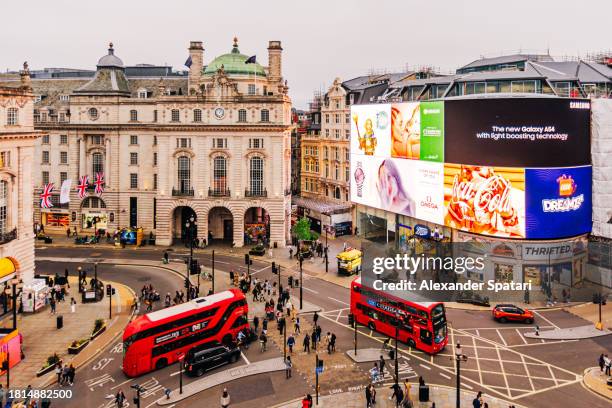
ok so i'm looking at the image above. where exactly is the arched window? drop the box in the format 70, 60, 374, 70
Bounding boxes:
6, 108, 18, 125
177, 156, 191, 193
335, 187, 341, 200
92, 152, 104, 175
82, 196, 106, 209
129, 110, 138, 121
238, 109, 247, 122
213, 156, 227, 194
334, 164, 339, 180
249, 156, 264, 195
0, 181, 8, 234
260, 109, 269, 122
193, 109, 202, 122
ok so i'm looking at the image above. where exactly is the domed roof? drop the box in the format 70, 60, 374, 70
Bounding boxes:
97, 43, 124, 68
203, 38, 266, 77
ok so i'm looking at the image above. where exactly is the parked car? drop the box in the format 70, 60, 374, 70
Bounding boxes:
248, 244, 266, 256
184, 344, 241, 377
492, 304, 534, 324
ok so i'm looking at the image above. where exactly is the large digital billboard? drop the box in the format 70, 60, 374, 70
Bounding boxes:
444, 98, 591, 167
350, 98, 592, 240
525, 166, 592, 238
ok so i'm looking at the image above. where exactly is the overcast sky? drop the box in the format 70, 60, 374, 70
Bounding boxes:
1, 0, 610, 108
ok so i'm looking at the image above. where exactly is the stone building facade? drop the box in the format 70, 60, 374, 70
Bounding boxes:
0, 39, 292, 247
0, 65, 42, 286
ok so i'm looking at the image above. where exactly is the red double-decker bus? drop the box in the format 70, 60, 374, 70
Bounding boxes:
122, 289, 248, 377
350, 278, 447, 354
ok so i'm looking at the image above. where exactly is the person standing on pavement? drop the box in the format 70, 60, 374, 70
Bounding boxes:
316, 325, 322, 344
313, 311, 319, 327
294, 316, 301, 334
301, 394, 312, 408
253, 316, 259, 333
70, 297, 76, 313
55, 362, 62, 385
472, 391, 483, 408
604, 354, 611, 376
599, 353, 605, 372
311, 328, 317, 351
68, 363, 75, 386
221, 388, 231, 408
389, 383, 404, 405
50, 297, 56, 315
330, 332, 336, 352
365, 384, 373, 408
379, 355, 386, 377
259, 331, 267, 352
303, 333, 310, 353
324, 332, 332, 354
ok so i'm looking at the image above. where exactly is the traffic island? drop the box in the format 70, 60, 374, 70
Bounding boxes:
583, 367, 612, 400
523, 324, 612, 340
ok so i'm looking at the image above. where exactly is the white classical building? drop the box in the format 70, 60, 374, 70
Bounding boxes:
0, 65, 42, 291
3, 39, 292, 247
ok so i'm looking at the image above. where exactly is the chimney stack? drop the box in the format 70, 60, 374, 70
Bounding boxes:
267, 41, 282, 83
188, 41, 204, 94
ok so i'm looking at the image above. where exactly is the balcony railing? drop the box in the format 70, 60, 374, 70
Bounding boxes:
172, 187, 194, 197
0, 228, 17, 245
208, 188, 231, 197
245, 188, 267, 198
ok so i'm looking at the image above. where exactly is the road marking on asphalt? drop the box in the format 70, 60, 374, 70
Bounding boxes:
241, 352, 250, 365
329, 297, 349, 305
533, 310, 560, 329
520, 353, 536, 392
462, 382, 473, 390
302, 286, 319, 294
495, 345, 511, 399
439, 372, 451, 380
110, 378, 132, 390
419, 364, 431, 370
472, 334, 483, 385
509, 339, 578, 348
475, 329, 480, 337
515, 328, 528, 344
495, 329, 508, 346
335, 310, 343, 322
169, 370, 181, 377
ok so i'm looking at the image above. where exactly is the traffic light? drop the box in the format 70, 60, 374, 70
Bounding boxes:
106, 284, 112, 296
184, 278, 190, 289
272, 262, 278, 274
111, 288, 116, 296
189, 259, 199, 275
244, 254, 250, 265
133, 397, 139, 405
348, 313, 354, 326
317, 358, 324, 372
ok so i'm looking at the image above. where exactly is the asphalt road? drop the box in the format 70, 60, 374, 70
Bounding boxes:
35, 245, 612, 408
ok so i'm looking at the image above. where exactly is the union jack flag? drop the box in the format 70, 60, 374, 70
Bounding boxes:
94, 172, 104, 196
77, 175, 89, 199
40, 183, 54, 209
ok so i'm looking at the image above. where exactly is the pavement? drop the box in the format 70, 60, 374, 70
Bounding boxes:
582, 367, 612, 401
157, 357, 287, 405
273, 383, 525, 408
346, 348, 391, 363
0, 276, 134, 389
523, 324, 612, 340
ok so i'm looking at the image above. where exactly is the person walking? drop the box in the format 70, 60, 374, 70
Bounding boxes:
365, 384, 373, 408
604, 354, 611, 376
599, 353, 605, 372
369, 384, 377, 405
221, 388, 230, 408
311, 329, 317, 351
389, 383, 404, 405
287, 334, 295, 354
285, 356, 293, 379
313, 311, 319, 326
303, 333, 310, 353
330, 332, 336, 352
50, 297, 56, 315
316, 325, 322, 343
301, 394, 313, 408
379, 355, 386, 377
294, 316, 301, 334
68, 363, 75, 386
70, 297, 76, 313
259, 331, 267, 352
253, 316, 260, 333
55, 362, 62, 385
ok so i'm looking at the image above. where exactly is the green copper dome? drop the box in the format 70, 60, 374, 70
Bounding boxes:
203, 38, 266, 77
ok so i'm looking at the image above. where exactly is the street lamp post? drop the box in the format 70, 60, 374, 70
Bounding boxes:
394, 314, 399, 407
7, 278, 23, 330
324, 225, 329, 273
211, 250, 215, 295
299, 255, 303, 310
185, 216, 196, 300
454, 342, 468, 408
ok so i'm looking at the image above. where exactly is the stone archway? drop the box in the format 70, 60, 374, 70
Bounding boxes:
171, 206, 197, 243
207, 206, 233, 243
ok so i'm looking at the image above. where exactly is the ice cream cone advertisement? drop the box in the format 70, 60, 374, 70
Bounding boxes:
443, 164, 526, 238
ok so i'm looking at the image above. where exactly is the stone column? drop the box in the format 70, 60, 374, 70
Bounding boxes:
78, 137, 86, 177
104, 137, 111, 187
158, 135, 170, 195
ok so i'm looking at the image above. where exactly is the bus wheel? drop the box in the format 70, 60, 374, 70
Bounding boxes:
196, 368, 204, 377
407, 339, 416, 349
368, 322, 375, 331
155, 358, 168, 370
222, 334, 233, 346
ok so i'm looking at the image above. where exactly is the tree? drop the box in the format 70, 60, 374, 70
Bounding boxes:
293, 217, 313, 241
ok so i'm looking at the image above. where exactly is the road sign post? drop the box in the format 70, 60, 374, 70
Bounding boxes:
178, 352, 185, 394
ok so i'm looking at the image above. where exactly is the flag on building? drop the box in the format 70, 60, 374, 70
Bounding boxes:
40, 183, 54, 208
94, 172, 104, 196
184, 55, 192, 68
60, 179, 72, 204
77, 175, 89, 199
245, 55, 257, 64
